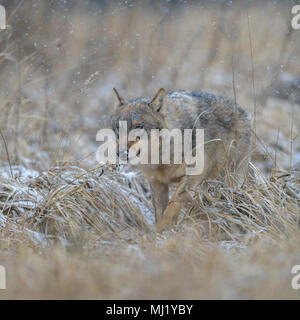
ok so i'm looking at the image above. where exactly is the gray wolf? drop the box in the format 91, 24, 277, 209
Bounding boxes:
110, 88, 251, 232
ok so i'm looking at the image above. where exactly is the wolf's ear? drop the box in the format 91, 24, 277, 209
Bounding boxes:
150, 88, 166, 112
113, 88, 124, 106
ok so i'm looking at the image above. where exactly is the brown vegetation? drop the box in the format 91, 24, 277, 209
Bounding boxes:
0, 0, 299, 299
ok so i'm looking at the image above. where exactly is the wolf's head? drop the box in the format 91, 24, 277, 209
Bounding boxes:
110, 88, 167, 135
110, 88, 168, 158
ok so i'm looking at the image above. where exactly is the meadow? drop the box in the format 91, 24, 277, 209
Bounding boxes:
0, 0, 299, 299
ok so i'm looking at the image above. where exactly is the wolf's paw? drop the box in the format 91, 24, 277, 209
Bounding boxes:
156, 205, 179, 233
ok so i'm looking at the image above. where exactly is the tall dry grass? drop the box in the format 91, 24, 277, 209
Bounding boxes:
0, 0, 299, 299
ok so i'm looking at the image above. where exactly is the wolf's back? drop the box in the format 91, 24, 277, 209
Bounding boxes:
164, 90, 251, 174
164, 90, 250, 141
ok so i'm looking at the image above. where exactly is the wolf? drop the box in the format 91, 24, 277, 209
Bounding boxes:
110, 88, 251, 232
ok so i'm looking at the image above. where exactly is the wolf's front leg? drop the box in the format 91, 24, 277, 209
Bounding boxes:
157, 176, 199, 232
156, 176, 187, 232
150, 180, 169, 224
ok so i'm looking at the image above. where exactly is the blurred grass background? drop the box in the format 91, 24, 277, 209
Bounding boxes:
0, 0, 299, 299
0, 0, 299, 170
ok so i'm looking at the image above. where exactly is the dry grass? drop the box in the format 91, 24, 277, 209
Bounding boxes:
0, 0, 299, 299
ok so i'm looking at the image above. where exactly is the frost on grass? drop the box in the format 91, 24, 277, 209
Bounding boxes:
0, 160, 299, 249
0, 163, 155, 246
